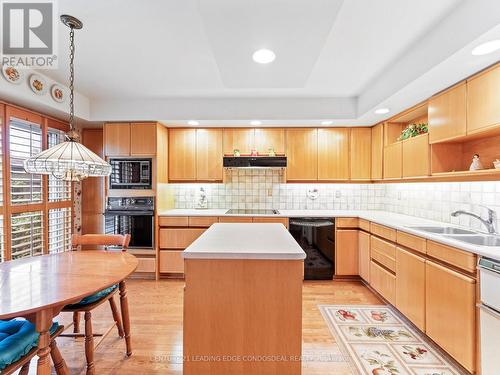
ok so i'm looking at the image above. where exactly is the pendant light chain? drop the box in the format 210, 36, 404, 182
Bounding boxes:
69, 26, 75, 132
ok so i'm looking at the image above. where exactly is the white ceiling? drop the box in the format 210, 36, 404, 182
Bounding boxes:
38, 0, 500, 126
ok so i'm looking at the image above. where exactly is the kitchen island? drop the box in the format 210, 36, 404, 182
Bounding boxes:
182, 223, 306, 375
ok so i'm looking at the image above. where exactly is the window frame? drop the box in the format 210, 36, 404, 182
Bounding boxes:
1, 105, 73, 261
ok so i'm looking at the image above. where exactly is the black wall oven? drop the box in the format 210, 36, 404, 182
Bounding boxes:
109, 158, 152, 190
104, 197, 154, 249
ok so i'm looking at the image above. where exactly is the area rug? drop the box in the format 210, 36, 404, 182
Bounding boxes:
319, 305, 467, 375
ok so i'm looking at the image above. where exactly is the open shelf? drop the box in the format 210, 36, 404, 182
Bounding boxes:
431, 133, 500, 174
384, 103, 428, 146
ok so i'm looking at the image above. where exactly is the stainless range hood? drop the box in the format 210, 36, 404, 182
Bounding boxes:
223, 156, 287, 168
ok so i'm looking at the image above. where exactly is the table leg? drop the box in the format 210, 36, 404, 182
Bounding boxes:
50, 338, 69, 375
119, 280, 132, 356
35, 310, 52, 375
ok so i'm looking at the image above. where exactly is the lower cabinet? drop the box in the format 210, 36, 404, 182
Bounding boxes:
159, 250, 184, 273
395, 247, 425, 331
358, 231, 370, 282
370, 261, 396, 304
425, 260, 476, 373
335, 230, 359, 275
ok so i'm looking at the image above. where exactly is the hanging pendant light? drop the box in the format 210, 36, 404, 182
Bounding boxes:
24, 15, 111, 182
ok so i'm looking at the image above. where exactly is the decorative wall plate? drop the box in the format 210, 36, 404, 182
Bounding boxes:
29, 74, 48, 95
1, 66, 24, 84
51, 84, 66, 103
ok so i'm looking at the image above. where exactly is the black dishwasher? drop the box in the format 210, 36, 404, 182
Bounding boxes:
289, 218, 335, 280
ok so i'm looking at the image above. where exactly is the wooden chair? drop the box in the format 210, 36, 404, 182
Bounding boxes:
61, 234, 131, 375
1, 324, 66, 375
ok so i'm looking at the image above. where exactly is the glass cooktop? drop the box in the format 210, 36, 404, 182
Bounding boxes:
225, 209, 280, 215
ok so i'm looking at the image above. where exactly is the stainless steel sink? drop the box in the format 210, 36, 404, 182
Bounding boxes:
443, 235, 500, 247
409, 226, 477, 235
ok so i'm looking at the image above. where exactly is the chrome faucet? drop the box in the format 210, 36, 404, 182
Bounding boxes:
451, 207, 498, 234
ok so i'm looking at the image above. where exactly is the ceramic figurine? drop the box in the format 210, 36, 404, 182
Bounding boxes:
196, 187, 208, 209
469, 154, 484, 171
268, 147, 276, 157
233, 149, 240, 157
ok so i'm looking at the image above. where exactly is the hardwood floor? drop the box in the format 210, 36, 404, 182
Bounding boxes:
28, 279, 382, 374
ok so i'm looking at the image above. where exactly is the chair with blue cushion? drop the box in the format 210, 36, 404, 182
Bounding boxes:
0, 319, 65, 375
60, 234, 131, 375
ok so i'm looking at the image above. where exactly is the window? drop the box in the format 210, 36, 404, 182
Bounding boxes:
47, 128, 71, 201
9, 118, 42, 204
11, 211, 43, 260
0, 107, 73, 263
48, 208, 72, 253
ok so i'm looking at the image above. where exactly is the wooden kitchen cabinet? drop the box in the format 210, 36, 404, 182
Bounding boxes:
428, 82, 466, 143
130, 123, 157, 155
317, 128, 349, 180
425, 260, 476, 372
159, 228, 206, 249
467, 64, 500, 135
286, 128, 318, 181
358, 230, 370, 283
402, 133, 430, 177
196, 129, 223, 180
335, 230, 359, 275
370, 260, 395, 304
371, 123, 384, 179
104, 123, 130, 156
223, 128, 255, 154
168, 128, 196, 180
254, 128, 285, 154
383, 142, 402, 179
350, 128, 371, 180
396, 247, 425, 331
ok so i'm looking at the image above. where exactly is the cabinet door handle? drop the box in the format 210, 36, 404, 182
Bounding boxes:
477, 303, 500, 320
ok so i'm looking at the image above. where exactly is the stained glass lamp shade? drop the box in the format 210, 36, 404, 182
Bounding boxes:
24, 137, 111, 182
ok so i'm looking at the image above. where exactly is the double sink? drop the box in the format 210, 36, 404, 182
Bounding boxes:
407, 226, 500, 247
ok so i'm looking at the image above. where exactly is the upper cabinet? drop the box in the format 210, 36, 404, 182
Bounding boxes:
254, 128, 285, 155
371, 123, 384, 180
286, 128, 317, 181
222, 129, 255, 154
318, 128, 349, 180
467, 64, 500, 135
383, 142, 402, 179
196, 129, 223, 181
169, 129, 196, 181
402, 134, 430, 178
223, 128, 285, 155
169, 128, 223, 182
350, 128, 371, 180
104, 122, 157, 156
428, 82, 466, 143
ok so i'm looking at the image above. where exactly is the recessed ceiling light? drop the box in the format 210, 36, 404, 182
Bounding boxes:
250, 120, 262, 126
471, 40, 500, 56
187, 120, 199, 126
321, 120, 333, 125
374, 108, 390, 115
252, 49, 276, 64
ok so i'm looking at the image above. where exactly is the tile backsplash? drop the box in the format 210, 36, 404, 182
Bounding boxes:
168, 170, 500, 231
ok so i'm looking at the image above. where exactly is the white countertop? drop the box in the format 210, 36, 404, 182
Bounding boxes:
183, 223, 306, 260
161, 208, 500, 261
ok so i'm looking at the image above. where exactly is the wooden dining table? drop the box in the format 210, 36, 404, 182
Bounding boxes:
0, 251, 138, 375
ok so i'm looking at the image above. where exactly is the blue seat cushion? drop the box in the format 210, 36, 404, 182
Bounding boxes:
0, 319, 58, 370
65, 284, 118, 309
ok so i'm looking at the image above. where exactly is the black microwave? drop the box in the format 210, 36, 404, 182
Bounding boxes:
109, 158, 152, 190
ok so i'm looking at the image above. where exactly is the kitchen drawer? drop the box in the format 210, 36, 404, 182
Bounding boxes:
370, 260, 396, 304
188, 216, 218, 227
252, 217, 289, 228
160, 250, 184, 273
218, 216, 253, 223
159, 228, 206, 249
370, 235, 396, 271
135, 257, 156, 273
396, 231, 427, 254
159, 216, 188, 227
370, 223, 397, 242
336, 218, 359, 228
427, 240, 476, 273
359, 219, 370, 232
